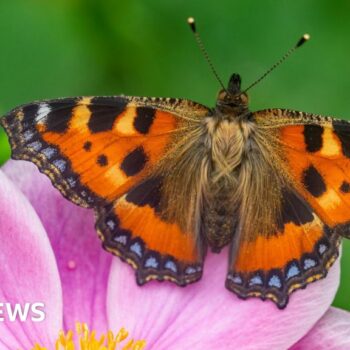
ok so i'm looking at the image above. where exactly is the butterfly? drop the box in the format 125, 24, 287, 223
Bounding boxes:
1, 20, 349, 309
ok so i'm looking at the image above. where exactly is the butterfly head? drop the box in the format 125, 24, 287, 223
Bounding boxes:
216, 73, 249, 115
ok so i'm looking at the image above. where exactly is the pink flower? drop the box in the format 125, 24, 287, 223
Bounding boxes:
1, 159, 350, 349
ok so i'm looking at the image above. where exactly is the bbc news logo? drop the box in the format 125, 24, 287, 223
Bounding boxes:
0, 303, 45, 322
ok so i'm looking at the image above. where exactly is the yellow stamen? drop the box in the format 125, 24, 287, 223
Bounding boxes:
29, 323, 146, 350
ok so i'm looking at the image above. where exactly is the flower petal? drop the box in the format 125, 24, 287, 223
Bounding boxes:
3, 160, 113, 333
0, 170, 62, 348
107, 248, 340, 349
290, 307, 350, 349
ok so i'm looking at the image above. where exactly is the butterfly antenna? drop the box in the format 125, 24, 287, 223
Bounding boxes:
187, 17, 229, 94
242, 33, 311, 94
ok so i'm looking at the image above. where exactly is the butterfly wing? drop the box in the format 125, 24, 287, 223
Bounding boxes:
1, 95, 210, 286
1, 96, 209, 207
226, 185, 340, 308
226, 108, 348, 308
96, 176, 205, 286
255, 108, 350, 232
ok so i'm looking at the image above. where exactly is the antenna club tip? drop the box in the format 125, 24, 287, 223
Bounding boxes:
187, 17, 196, 32
296, 33, 311, 48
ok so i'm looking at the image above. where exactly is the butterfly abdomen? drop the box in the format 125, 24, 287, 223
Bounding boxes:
202, 178, 238, 251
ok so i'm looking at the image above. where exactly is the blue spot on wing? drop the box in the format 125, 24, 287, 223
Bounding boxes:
249, 275, 263, 286
286, 264, 300, 279
130, 242, 143, 257
268, 275, 282, 289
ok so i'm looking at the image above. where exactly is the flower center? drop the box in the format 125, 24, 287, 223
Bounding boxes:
31, 322, 146, 350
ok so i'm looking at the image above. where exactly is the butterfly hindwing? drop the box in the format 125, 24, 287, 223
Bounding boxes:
96, 176, 205, 286
0, 96, 209, 208
226, 186, 340, 308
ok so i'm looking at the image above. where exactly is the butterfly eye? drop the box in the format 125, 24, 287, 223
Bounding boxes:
239, 93, 249, 105
217, 90, 227, 101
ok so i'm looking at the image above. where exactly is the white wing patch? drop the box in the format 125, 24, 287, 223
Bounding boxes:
35, 103, 51, 124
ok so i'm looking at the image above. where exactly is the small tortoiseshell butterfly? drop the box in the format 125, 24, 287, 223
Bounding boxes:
1, 19, 349, 309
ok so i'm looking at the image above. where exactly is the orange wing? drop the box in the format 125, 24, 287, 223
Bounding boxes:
279, 124, 350, 232
1, 95, 209, 286
96, 176, 205, 286
227, 186, 340, 308
254, 109, 350, 234
227, 109, 348, 308
1, 96, 209, 207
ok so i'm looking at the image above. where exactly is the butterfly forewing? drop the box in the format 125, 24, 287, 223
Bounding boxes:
255, 108, 350, 232
0, 96, 208, 207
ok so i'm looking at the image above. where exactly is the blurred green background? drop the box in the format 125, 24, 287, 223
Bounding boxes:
0, 0, 349, 310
